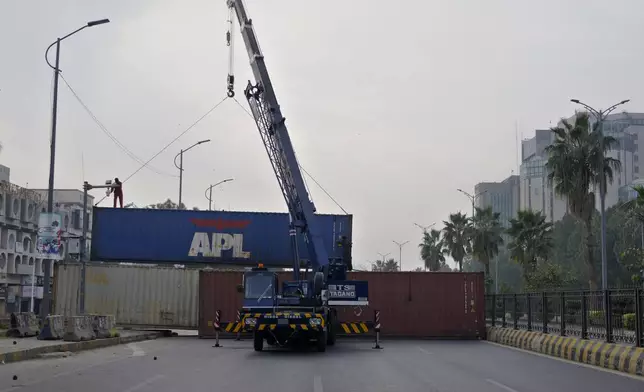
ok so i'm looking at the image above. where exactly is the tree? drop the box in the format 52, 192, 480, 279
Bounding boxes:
371, 258, 399, 272
442, 212, 471, 272
545, 112, 621, 289
524, 261, 576, 291
146, 199, 199, 210
419, 229, 447, 271
470, 206, 504, 282
506, 210, 553, 284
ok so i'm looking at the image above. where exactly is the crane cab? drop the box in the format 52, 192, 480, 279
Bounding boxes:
242, 265, 277, 309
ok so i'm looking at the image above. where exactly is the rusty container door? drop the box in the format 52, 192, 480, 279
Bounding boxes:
335, 271, 485, 338
199, 270, 244, 337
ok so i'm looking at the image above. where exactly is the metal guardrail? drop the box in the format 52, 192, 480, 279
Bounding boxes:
485, 289, 644, 347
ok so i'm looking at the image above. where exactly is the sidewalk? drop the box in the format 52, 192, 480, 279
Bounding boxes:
0, 330, 163, 364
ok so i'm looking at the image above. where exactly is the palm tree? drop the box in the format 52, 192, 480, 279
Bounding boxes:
419, 229, 446, 271
470, 207, 504, 280
545, 112, 621, 288
371, 258, 399, 272
442, 212, 471, 272
507, 210, 554, 284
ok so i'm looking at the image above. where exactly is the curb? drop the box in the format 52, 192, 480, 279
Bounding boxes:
486, 326, 644, 377
0, 331, 163, 365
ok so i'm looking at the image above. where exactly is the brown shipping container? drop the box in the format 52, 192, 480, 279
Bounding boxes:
198, 271, 485, 339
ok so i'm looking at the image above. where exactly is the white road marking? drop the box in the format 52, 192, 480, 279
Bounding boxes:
417, 347, 432, 355
485, 379, 519, 392
313, 375, 324, 392
127, 343, 146, 357
484, 341, 644, 381
122, 374, 165, 392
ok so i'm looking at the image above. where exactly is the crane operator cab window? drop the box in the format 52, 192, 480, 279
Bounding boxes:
244, 273, 275, 300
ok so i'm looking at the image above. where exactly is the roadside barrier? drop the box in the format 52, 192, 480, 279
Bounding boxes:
38, 315, 65, 340
6, 312, 39, 338
213, 310, 222, 347
63, 315, 96, 342
373, 310, 382, 349
92, 315, 120, 338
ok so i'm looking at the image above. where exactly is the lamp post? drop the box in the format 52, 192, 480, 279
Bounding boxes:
570, 98, 630, 290
174, 140, 211, 208
457, 188, 487, 217
205, 178, 234, 210
377, 252, 390, 271
392, 240, 409, 271
42, 18, 110, 320
414, 222, 436, 233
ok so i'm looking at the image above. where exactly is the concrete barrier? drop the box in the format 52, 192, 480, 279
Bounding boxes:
6, 313, 39, 338
38, 315, 65, 340
487, 326, 644, 377
63, 315, 96, 342
92, 315, 120, 338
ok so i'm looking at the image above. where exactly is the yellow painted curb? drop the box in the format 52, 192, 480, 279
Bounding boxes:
487, 326, 644, 377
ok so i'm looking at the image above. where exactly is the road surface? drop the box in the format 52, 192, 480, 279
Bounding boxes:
0, 337, 642, 392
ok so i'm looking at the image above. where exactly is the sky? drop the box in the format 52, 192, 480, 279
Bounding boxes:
1, 0, 643, 270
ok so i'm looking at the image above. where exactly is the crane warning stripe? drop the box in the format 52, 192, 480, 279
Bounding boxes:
340, 323, 371, 334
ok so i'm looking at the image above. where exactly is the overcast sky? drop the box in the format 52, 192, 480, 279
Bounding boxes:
1, 0, 642, 270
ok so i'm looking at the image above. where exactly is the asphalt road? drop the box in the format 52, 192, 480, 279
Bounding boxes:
0, 337, 642, 392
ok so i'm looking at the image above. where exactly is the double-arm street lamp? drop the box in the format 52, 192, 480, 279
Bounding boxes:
457, 188, 488, 217
392, 240, 409, 271
570, 98, 630, 290
42, 18, 110, 320
174, 140, 211, 208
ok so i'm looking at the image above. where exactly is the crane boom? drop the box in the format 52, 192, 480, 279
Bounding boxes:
228, 0, 330, 274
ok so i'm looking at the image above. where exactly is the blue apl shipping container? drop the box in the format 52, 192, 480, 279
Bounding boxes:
90, 208, 352, 266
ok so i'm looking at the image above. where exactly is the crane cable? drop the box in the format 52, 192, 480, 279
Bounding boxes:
231, 97, 349, 215
94, 96, 229, 206
59, 74, 177, 178
226, 4, 235, 98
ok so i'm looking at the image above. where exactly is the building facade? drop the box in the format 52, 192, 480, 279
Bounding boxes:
0, 165, 93, 316
474, 175, 520, 229
519, 154, 568, 223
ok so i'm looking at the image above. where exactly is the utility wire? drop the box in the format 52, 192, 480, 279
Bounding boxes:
60, 74, 176, 178
231, 97, 349, 215
94, 96, 229, 206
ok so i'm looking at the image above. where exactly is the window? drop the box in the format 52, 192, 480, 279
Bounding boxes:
72, 210, 81, 230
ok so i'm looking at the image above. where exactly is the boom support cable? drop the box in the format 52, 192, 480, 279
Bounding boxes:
60, 74, 176, 178
231, 97, 349, 215
94, 96, 229, 206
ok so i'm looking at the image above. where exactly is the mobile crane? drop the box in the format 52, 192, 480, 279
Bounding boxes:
226, 0, 369, 352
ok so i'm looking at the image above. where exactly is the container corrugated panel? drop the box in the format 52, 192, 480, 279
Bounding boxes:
54, 263, 200, 328
198, 271, 485, 338
91, 208, 352, 266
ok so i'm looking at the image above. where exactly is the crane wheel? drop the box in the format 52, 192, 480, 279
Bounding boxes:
253, 332, 264, 351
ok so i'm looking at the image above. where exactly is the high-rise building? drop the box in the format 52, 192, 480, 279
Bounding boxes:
519, 154, 567, 222
474, 175, 520, 229
559, 112, 643, 208
0, 164, 93, 315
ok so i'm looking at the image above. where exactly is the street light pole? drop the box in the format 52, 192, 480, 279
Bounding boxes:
174, 139, 211, 209
457, 188, 488, 217
392, 240, 409, 271
377, 252, 391, 269
414, 222, 436, 233
205, 178, 234, 211
570, 98, 630, 290
42, 18, 110, 320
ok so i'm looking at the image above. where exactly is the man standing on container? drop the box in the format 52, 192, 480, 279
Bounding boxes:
110, 178, 124, 208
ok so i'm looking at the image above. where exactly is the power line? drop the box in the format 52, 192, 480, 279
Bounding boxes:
231, 97, 349, 215
95, 96, 229, 206
59, 74, 177, 178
